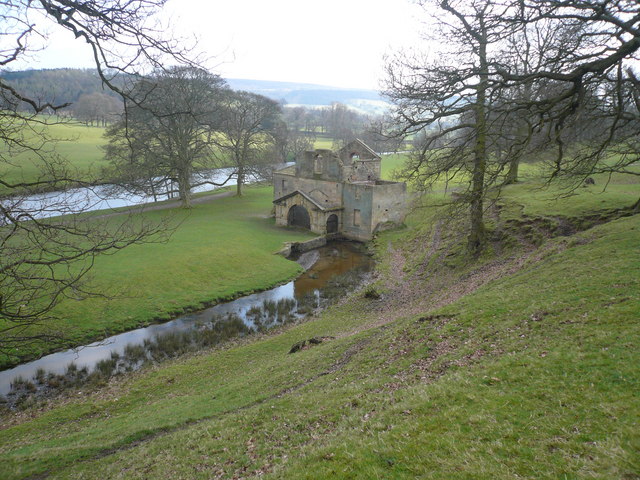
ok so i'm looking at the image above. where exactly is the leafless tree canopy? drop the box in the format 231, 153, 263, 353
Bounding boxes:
384, 0, 640, 254
211, 90, 282, 197
104, 66, 230, 208
0, 1, 195, 362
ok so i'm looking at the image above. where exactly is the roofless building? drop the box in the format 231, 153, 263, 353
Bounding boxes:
273, 139, 407, 241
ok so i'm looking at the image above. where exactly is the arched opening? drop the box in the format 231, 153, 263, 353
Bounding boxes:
326, 214, 339, 234
287, 205, 311, 229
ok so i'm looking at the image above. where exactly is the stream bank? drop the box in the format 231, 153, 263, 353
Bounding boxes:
0, 241, 373, 409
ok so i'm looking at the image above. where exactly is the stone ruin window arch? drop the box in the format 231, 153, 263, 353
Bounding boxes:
287, 204, 311, 230
326, 214, 339, 234
314, 154, 323, 174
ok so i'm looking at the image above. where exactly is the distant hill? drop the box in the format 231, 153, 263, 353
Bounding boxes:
226, 78, 389, 113
0, 69, 389, 114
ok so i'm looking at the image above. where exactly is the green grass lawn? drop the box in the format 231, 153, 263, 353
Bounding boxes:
499, 170, 640, 219
1, 162, 638, 479
1, 187, 315, 367
313, 135, 335, 150
0, 121, 109, 190
380, 153, 407, 180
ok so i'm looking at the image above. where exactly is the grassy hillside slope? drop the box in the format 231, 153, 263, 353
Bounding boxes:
1, 171, 638, 479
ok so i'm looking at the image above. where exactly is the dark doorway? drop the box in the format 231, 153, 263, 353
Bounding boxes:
326, 214, 339, 234
287, 205, 311, 229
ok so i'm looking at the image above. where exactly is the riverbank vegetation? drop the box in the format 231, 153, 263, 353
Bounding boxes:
1, 166, 637, 479
0, 186, 314, 369
0, 118, 346, 194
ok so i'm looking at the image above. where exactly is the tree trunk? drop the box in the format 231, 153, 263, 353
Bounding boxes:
178, 167, 192, 208
149, 178, 158, 202
236, 165, 244, 196
505, 80, 533, 186
468, 30, 488, 256
504, 156, 519, 185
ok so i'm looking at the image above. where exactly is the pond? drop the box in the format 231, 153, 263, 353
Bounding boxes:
0, 241, 373, 406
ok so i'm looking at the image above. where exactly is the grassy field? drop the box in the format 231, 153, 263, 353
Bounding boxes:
0, 121, 347, 191
313, 135, 335, 150
0, 121, 108, 190
1, 187, 315, 367
1, 163, 638, 479
380, 153, 406, 180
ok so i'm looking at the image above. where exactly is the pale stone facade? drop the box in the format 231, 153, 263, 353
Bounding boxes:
273, 139, 406, 241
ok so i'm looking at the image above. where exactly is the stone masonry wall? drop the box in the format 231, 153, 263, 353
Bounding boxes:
371, 182, 407, 232
341, 183, 374, 241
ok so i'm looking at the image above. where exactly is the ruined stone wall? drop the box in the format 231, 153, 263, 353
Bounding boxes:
341, 183, 374, 241
274, 174, 343, 207
338, 141, 379, 163
274, 142, 406, 241
273, 171, 297, 200
274, 193, 328, 234
348, 159, 381, 182
371, 182, 407, 232
296, 150, 342, 181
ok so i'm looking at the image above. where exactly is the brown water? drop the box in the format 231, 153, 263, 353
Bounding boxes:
0, 241, 373, 402
292, 242, 373, 298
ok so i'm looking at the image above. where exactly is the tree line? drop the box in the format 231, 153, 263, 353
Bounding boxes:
0, 69, 123, 126
1, 68, 392, 140
104, 72, 398, 208
384, 0, 640, 255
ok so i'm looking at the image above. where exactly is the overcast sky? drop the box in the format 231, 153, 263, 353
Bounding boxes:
18, 0, 424, 90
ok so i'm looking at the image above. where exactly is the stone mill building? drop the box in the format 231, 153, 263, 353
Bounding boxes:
273, 139, 407, 241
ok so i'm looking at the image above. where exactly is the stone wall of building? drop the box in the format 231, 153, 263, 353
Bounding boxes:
273, 139, 407, 242
274, 173, 343, 208
273, 191, 341, 236
371, 181, 407, 233
341, 183, 374, 241
295, 150, 342, 181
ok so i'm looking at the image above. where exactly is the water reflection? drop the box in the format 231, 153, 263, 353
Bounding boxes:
0, 242, 372, 404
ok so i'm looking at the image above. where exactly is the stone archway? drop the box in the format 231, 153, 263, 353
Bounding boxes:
326, 214, 339, 234
287, 205, 311, 229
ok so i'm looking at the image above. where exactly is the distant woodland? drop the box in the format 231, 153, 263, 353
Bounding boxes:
0, 68, 122, 126
0, 68, 397, 153
0, 69, 387, 126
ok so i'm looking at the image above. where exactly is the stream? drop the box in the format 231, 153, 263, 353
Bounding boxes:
0, 241, 373, 405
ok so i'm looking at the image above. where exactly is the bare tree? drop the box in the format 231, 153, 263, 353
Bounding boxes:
384, 0, 519, 255
493, 1, 640, 196
386, 0, 640, 256
73, 92, 122, 126
213, 91, 282, 197
325, 102, 368, 148
272, 120, 315, 164
104, 67, 230, 208
0, 1, 196, 363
